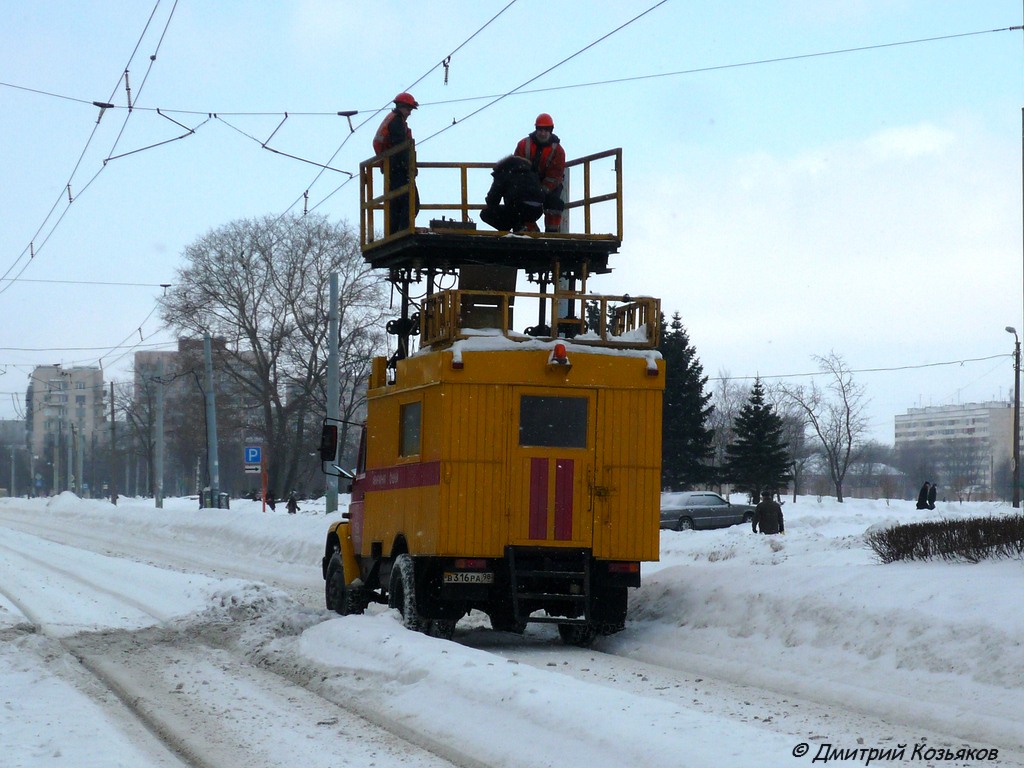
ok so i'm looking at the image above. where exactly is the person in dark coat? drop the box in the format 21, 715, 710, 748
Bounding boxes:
286, 493, 300, 515
480, 155, 544, 232
916, 481, 930, 510
927, 482, 937, 510
264, 490, 276, 511
752, 490, 784, 535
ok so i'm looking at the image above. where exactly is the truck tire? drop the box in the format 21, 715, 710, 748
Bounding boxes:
325, 552, 363, 616
389, 554, 425, 632
428, 619, 456, 640
488, 603, 527, 634
558, 623, 598, 647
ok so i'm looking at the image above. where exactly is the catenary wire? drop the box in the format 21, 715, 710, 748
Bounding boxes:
707, 354, 1012, 383
0, 0, 174, 299
284, 0, 523, 218
1, 12, 1019, 409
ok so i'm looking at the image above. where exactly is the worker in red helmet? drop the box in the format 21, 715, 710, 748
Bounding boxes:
513, 113, 566, 233
373, 92, 420, 235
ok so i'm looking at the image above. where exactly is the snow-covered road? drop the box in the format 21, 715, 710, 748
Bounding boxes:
1, 494, 1022, 767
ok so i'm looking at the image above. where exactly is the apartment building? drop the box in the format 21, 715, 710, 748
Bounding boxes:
25, 365, 107, 492
894, 401, 1016, 492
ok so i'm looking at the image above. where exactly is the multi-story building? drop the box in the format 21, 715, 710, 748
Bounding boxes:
894, 401, 1016, 494
25, 365, 107, 493
131, 338, 261, 497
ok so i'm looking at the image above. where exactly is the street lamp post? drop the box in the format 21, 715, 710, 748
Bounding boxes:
1006, 326, 1021, 508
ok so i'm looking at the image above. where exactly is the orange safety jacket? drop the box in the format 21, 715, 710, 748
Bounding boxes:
514, 133, 565, 193
373, 110, 413, 155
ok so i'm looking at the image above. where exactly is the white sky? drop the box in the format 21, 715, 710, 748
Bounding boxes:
2, 1, 1023, 443
1, 492, 1022, 766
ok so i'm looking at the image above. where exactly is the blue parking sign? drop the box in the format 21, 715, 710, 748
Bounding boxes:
245, 446, 262, 464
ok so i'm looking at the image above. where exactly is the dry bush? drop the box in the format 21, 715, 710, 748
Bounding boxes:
866, 515, 1024, 563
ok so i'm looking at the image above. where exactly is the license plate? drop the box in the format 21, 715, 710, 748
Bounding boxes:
443, 571, 494, 584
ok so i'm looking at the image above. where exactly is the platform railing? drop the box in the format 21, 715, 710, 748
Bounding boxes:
420, 289, 659, 349
359, 147, 623, 252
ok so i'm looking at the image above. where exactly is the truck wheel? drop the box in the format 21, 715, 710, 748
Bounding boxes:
428, 619, 456, 640
558, 623, 598, 647
325, 552, 343, 612
388, 554, 425, 632
488, 604, 527, 634
325, 552, 363, 615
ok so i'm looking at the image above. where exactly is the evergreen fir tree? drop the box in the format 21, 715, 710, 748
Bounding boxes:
724, 378, 791, 499
659, 312, 714, 490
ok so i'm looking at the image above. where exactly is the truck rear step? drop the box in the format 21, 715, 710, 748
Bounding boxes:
508, 547, 591, 626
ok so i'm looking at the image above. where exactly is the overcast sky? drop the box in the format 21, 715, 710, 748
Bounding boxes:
1, 1, 1022, 443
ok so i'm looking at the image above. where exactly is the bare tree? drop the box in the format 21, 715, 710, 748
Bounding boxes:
940, 437, 986, 501
893, 440, 940, 496
780, 352, 868, 502
159, 214, 387, 497
765, 384, 812, 502
707, 372, 748, 492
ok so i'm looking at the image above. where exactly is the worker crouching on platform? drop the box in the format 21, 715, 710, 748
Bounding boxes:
480, 155, 545, 233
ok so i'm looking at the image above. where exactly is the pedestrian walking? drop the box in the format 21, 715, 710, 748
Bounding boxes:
752, 490, 785, 535
916, 481, 930, 510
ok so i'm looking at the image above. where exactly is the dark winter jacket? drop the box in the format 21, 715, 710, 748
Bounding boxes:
927, 484, 937, 509
480, 155, 544, 231
487, 156, 543, 208
916, 483, 929, 510
752, 499, 784, 534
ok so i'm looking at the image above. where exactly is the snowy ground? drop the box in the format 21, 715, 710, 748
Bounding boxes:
0, 492, 1021, 768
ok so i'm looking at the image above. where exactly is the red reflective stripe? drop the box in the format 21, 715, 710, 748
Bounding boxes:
529, 457, 548, 539
554, 458, 574, 540
363, 461, 440, 491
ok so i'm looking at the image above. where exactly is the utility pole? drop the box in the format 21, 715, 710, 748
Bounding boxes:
110, 381, 118, 505
53, 419, 60, 493
203, 334, 221, 507
1007, 327, 1021, 507
326, 272, 339, 514
76, 425, 84, 496
66, 421, 73, 493
155, 358, 165, 508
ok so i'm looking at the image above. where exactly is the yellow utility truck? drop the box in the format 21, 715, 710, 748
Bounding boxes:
319, 148, 663, 645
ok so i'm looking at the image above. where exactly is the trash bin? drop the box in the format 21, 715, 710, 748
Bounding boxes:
217, 492, 230, 509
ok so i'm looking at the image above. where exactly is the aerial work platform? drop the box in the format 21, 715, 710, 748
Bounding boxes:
358, 146, 657, 364
359, 147, 623, 275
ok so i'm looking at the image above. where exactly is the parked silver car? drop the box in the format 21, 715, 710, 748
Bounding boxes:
660, 491, 756, 531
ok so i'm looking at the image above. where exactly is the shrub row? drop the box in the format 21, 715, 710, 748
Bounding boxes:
866, 515, 1024, 563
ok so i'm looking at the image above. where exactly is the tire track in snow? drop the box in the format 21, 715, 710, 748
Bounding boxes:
460, 624, 1024, 766
0, 536, 178, 630
0, 525, 466, 768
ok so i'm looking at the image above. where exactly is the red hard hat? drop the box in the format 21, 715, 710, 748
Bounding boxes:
394, 92, 419, 109
535, 112, 554, 128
